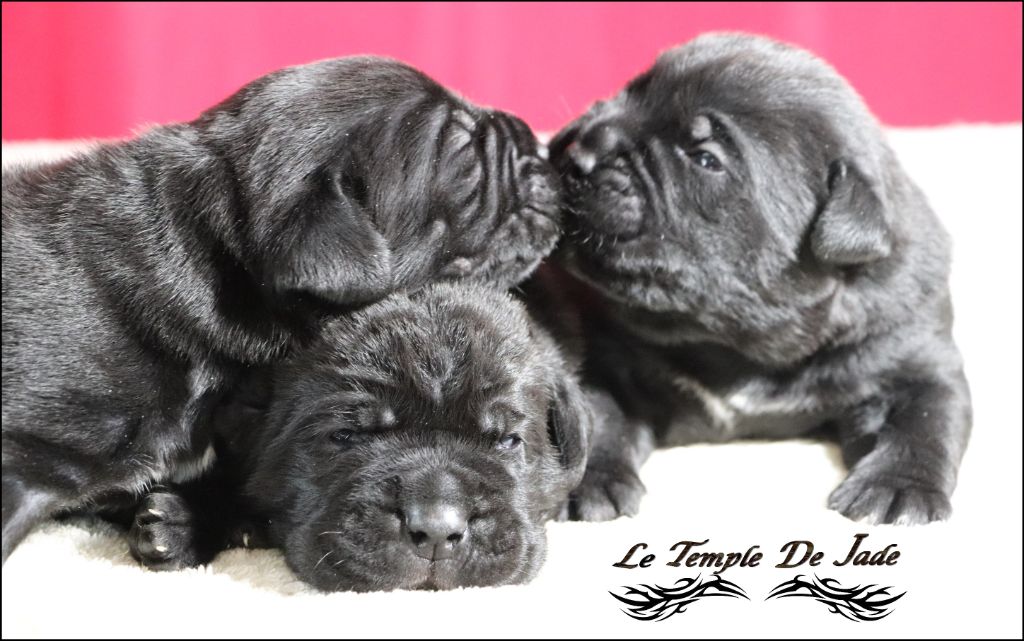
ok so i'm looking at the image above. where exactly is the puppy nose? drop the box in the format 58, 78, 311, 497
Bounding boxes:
564, 121, 631, 175
566, 140, 597, 175
403, 503, 469, 561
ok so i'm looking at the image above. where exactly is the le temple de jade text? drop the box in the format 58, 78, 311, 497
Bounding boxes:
613, 533, 899, 573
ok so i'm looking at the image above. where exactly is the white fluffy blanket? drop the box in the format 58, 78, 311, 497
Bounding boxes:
2, 125, 1021, 638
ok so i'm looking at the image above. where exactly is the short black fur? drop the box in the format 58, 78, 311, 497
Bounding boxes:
122, 283, 592, 591
2, 57, 562, 562
539, 33, 971, 525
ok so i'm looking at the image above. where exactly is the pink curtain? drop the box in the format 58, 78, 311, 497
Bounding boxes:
3, 2, 1021, 140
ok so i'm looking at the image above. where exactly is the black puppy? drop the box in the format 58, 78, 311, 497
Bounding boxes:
2, 57, 561, 561
124, 282, 591, 591
544, 33, 971, 524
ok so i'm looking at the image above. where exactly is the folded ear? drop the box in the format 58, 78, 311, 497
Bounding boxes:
269, 172, 393, 307
810, 160, 893, 266
546, 375, 593, 495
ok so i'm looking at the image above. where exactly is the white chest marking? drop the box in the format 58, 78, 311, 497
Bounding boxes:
725, 390, 816, 416
673, 376, 818, 431
170, 444, 218, 484
672, 376, 738, 429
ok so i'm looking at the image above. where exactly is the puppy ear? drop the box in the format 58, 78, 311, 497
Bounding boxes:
810, 160, 893, 266
270, 172, 393, 307
546, 375, 593, 493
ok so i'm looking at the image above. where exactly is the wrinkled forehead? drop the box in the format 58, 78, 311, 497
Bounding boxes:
615, 47, 857, 174
310, 59, 544, 146
303, 57, 452, 106
332, 295, 546, 431
229, 56, 472, 138
634, 53, 806, 121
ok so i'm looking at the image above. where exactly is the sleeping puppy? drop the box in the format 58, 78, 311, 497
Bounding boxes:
544, 33, 971, 524
122, 282, 591, 591
2, 57, 561, 562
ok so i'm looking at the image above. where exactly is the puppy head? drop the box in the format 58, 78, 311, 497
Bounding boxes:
195, 57, 561, 308
550, 34, 897, 363
243, 282, 591, 592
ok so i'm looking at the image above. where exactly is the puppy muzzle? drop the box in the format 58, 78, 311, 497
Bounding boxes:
295, 442, 544, 592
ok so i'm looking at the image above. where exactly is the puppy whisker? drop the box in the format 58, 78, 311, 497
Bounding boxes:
558, 95, 573, 119
314, 550, 335, 569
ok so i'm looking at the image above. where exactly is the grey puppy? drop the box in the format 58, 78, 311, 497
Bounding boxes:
544, 33, 971, 524
2, 57, 561, 562
124, 282, 591, 591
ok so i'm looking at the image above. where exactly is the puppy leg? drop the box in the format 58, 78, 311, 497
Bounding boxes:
2, 472, 58, 563
829, 371, 971, 524
128, 473, 266, 570
558, 389, 653, 521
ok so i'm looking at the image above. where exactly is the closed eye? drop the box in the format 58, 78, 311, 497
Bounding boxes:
329, 428, 356, 445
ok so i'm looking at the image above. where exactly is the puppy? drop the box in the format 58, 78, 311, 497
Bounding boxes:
543, 33, 971, 524
2, 57, 561, 562
120, 282, 591, 591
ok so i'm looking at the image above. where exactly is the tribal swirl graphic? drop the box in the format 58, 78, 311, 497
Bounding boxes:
610, 575, 749, 621
766, 575, 906, 622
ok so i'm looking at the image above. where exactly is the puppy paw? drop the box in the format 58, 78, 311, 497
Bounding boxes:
557, 461, 646, 522
828, 472, 951, 525
128, 488, 204, 570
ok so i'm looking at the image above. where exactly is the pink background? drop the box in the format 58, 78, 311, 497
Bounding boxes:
2, 2, 1021, 140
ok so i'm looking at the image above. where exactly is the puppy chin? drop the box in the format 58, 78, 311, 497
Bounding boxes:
418, 533, 546, 590
559, 242, 687, 314
292, 528, 543, 593
298, 542, 427, 593
473, 251, 548, 291
470, 207, 562, 289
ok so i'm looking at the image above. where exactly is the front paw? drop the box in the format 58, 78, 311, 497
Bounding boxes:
828, 471, 952, 525
128, 488, 203, 570
557, 460, 646, 522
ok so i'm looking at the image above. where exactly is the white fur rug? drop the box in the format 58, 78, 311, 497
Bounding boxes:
2, 125, 1021, 638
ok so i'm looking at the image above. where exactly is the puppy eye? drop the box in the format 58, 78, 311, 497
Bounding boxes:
329, 429, 356, 445
496, 434, 523, 450
689, 150, 723, 172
